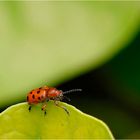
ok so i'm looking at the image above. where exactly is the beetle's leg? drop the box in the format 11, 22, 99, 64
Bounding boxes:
28, 105, 32, 112
41, 98, 49, 116
41, 103, 47, 116
54, 100, 69, 115
46, 98, 49, 102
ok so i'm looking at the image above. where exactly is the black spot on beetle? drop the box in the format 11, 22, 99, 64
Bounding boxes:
27, 96, 28, 101
30, 92, 32, 94
37, 90, 40, 94
38, 97, 41, 100
32, 94, 35, 99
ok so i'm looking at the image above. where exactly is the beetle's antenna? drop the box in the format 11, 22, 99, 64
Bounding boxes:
63, 96, 71, 101
63, 89, 82, 94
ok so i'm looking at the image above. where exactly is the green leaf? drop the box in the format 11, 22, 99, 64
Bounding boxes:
0, 2, 140, 107
0, 101, 114, 139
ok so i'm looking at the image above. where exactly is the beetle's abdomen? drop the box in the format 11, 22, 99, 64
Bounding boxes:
27, 88, 47, 104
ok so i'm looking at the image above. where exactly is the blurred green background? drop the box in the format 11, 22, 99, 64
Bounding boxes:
0, 1, 140, 139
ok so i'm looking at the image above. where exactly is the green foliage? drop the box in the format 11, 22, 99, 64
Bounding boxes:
0, 2, 139, 107
0, 101, 114, 139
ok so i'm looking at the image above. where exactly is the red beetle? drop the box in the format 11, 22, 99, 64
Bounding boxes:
27, 86, 82, 115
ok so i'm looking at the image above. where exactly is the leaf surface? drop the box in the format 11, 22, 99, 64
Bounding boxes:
0, 101, 114, 139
